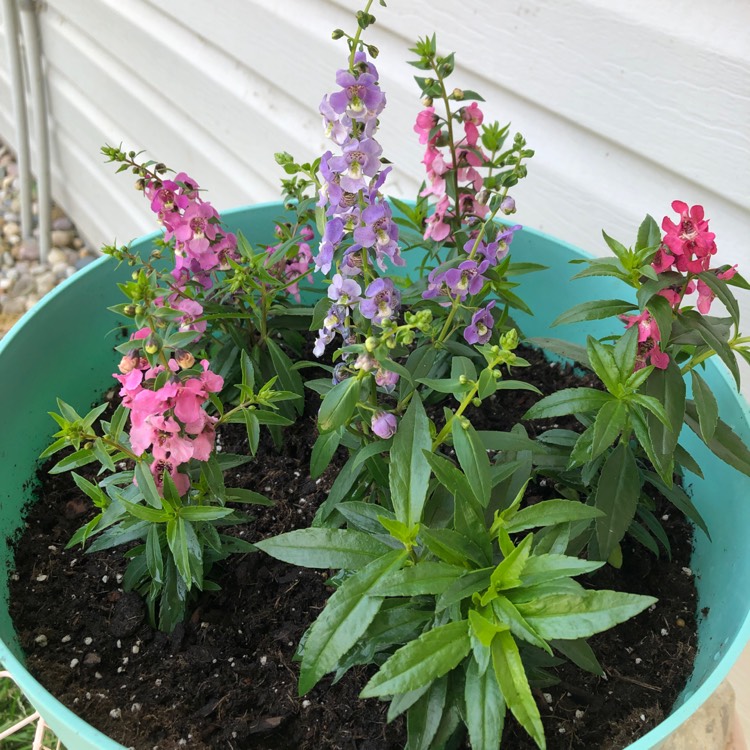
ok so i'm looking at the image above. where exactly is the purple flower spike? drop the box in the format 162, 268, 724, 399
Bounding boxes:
329, 70, 385, 119
464, 301, 496, 345
372, 411, 398, 439
359, 278, 401, 325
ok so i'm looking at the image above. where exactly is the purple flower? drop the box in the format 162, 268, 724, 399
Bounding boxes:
444, 260, 489, 299
372, 411, 398, 439
329, 138, 383, 193
354, 203, 403, 270
359, 278, 400, 325
340, 246, 364, 276
323, 304, 347, 331
328, 273, 362, 306
329, 70, 385, 119
500, 196, 516, 215
464, 301, 496, 345
320, 95, 350, 146
314, 218, 344, 274
422, 267, 449, 302
313, 327, 335, 357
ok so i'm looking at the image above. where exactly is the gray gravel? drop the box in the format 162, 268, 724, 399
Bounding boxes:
0, 141, 97, 335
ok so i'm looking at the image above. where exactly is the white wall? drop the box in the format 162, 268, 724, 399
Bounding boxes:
0, 0, 748, 277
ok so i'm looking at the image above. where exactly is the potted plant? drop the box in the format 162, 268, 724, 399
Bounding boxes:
1, 4, 749, 749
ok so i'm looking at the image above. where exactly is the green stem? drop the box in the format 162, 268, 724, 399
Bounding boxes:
348, 0, 375, 71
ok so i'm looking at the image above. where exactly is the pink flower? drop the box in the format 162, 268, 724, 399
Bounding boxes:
150, 457, 190, 496
414, 107, 438, 145
176, 299, 207, 341
461, 102, 484, 148
622, 310, 660, 344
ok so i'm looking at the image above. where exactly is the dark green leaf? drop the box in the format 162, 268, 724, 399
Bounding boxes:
523, 388, 613, 420
311, 427, 344, 479
684, 401, 750, 477
452, 420, 491, 506
360, 620, 471, 698
406, 676, 447, 750
390, 394, 432, 528
594, 442, 641, 560
552, 299, 636, 327
465, 656, 505, 750
690, 370, 718, 442
318, 377, 360, 433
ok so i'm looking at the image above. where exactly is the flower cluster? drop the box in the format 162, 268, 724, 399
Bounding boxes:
145, 172, 239, 290
415, 101, 490, 241
115, 329, 223, 493
314, 51, 403, 358
622, 201, 736, 369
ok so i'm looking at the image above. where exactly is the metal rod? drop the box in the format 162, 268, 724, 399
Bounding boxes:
1, 0, 33, 240
19, 0, 50, 263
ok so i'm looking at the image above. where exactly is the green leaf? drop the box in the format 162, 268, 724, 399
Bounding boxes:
594, 442, 641, 560
240, 349, 255, 390
521, 554, 603, 586
681, 310, 740, 389
517, 590, 657, 640
643, 470, 710, 539
116, 493, 171, 523
589, 399, 627, 461
452, 420, 491, 506
406, 676, 447, 750
491, 630, 545, 748
318, 377, 360, 433
255, 528, 391, 569
613, 325, 638, 380
313, 454, 364, 525
437, 568, 494, 611
646, 294, 674, 348
425, 451, 476, 504
267, 338, 304, 413
550, 638, 603, 676
390, 394, 432, 528
523, 388, 613, 420
527, 337, 589, 367
360, 620, 471, 698
552, 299, 636, 327
465, 656, 505, 750
352, 437, 393, 469
49, 448, 97, 474
639, 361, 685, 482
690, 371, 718, 443
311, 427, 344, 479
635, 214, 661, 251
146, 524, 164, 584
697, 271, 740, 330
300, 550, 407, 694
684, 401, 750, 477
178, 506, 234, 522
166, 517, 193, 590
243, 410, 260, 455
587, 337, 620, 394
135, 461, 163, 509
226, 488, 274, 506
420, 526, 488, 568
601, 230, 629, 262
505, 501, 603, 534
371, 561, 465, 597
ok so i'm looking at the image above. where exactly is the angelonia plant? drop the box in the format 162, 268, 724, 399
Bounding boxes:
42, 2, 750, 748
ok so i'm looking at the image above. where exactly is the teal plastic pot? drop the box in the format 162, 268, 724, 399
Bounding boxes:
0, 202, 748, 750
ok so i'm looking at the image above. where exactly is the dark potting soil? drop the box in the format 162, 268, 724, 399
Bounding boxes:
9, 347, 697, 750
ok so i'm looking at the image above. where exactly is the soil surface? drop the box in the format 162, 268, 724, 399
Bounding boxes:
9, 347, 697, 750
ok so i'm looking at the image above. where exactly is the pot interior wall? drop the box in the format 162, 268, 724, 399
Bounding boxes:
0, 202, 748, 750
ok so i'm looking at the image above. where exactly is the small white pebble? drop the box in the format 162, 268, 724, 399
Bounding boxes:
116, 574, 123, 584
69, 559, 77, 567
640, 714, 646, 722
662, 514, 670, 521
85, 692, 91, 700
265, 486, 271, 492
10, 573, 19, 581
155, 678, 162, 687
575, 710, 584, 719
95, 672, 102, 680
101, 575, 109, 583
543, 692, 552, 704
635, 657, 642, 665
260, 656, 268, 666
61, 635, 71, 643
315, 478, 322, 485
84, 637, 93, 646
201, 622, 209, 629
302, 699, 311, 708
558, 727, 566, 734
109, 708, 122, 719
116, 639, 122, 649
69, 658, 79, 668
122, 657, 129, 665
294, 471, 301, 478
36, 574, 48, 582
178, 739, 187, 746
649, 604, 657, 612
660, 628, 668, 636
117, 667, 124, 673
34, 634, 48, 646
682, 567, 693, 576
47, 545, 57, 552
132, 645, 140, 654
131, 703, 142, 713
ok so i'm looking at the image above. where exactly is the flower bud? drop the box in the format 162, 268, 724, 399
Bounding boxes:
372, 412, 398, 439
500, 196, 516, 215
501, 329, 519, 351
458, 374, 468, 385
134, 178, 146, 191
175, 350, 195, 369
117, 352, 138, 374
144, 338, 159, 355
354, 353, 376, 372
451, 88, 464, 100
472, 398, 481, 407
367, 44, 379, 58
154, 163, 167, 174
365, 336, 379, 352
123, 304, 136, 317
331, 28, 344, 40
421, 96, 433, 107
